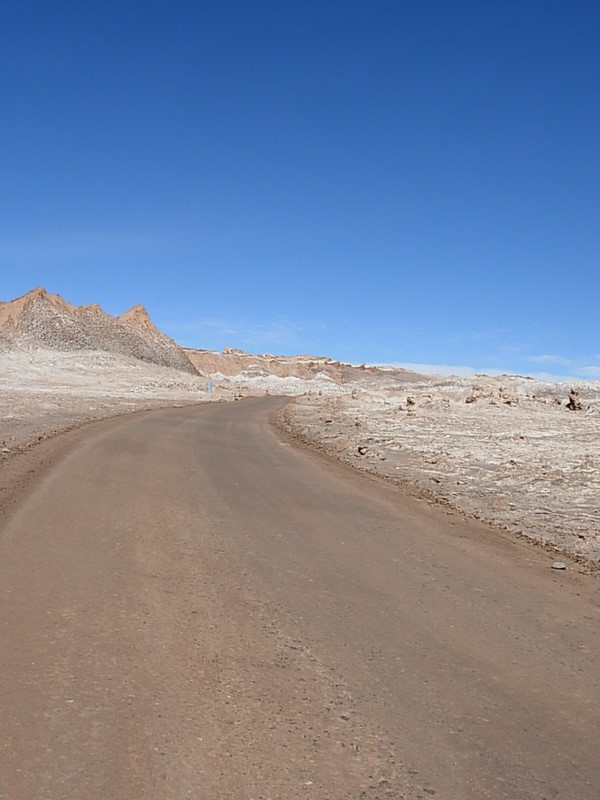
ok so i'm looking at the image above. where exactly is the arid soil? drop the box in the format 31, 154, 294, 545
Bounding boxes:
0, 348, 209, 455
184, 346, 423, 384
2, 345, 600, 564
280, 375, 600, 563
2, 400, 599, 799
0, 346, 345, 457
2, 288, 599, 564
0, 289, 354, 455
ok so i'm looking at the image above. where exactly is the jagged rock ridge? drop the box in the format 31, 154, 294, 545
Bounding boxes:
183, 347, 424, 384
0, 288, 198, 375
1, 288, 426, 383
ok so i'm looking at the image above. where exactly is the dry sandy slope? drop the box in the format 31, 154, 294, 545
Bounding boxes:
281, 375, 600, 563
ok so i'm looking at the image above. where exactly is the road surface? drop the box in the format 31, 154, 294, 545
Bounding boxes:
1, 398, 599, 799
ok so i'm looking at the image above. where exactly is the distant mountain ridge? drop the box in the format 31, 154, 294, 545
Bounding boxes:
183, 348, 425, 383
0, 288, 425, 383
0, 288, 198, 374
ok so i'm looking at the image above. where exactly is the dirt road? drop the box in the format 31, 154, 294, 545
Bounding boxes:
1, 398, 598, 799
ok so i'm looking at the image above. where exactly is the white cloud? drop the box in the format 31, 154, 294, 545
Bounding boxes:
376, 362, 509, 378
578, 365, 600, 379
524, 353, 600, 381
527, 354, 579, 367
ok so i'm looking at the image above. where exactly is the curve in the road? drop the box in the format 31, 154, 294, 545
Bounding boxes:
1, 398, 599, 799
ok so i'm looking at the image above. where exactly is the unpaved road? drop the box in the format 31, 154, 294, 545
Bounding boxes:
1, 398, 599, 799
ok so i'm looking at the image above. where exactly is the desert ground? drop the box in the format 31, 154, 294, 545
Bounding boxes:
281, 374, 600, 564
1, 287, 599, 567
2, 289, 600, 798
0, 346, 341, 454
4, 399, 599, 799
2, 347, 599, 566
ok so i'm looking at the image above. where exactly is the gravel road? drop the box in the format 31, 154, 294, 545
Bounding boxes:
1, 398, 599, 799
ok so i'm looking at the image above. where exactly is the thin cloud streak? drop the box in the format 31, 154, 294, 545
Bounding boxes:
0, 231, 161, 265
524, 353, 600, 381
164, 316, 306, 353
162, 316, 600, 382
381, 361, 600, 383
379, 362, 508, 378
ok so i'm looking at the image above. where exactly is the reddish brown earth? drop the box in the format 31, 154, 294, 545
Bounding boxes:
0, 288, 198, 374
0, 287, 424, 385
1, 399, 599, 799
183, 347, 424, 383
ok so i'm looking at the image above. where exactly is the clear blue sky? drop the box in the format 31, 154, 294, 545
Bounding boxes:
1, 1, 598, 378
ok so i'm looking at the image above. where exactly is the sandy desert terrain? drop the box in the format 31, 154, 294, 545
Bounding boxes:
0, 289, 348, 455
0, 346, 343, 455
2, 288, 599, 565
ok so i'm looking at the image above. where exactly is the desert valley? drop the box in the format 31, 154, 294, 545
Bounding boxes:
3, 287, 600, 800
1, 287, 599, 565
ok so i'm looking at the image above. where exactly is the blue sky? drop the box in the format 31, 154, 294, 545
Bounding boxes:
1, 1, 598, 379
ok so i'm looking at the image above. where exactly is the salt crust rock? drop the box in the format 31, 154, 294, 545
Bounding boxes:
284, 376, 600, 562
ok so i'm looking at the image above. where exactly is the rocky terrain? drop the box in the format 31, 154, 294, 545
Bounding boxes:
1, 287, 599, 565
0, 346, 345, 456
184, 346, 423, 384
0, 289, 352, 455
0, 288, 199, 374
1, 288, 423, 385
280, 376, 600, 564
